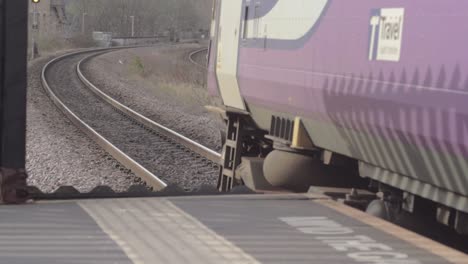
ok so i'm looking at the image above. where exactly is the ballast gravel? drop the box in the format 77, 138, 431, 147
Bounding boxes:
26, 52, 142, 193
26, 45, 222, 193
80, 45, 224, 152
45, 52, 217, 190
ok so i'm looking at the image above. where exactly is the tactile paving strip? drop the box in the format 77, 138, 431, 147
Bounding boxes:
79, 198, 259, 264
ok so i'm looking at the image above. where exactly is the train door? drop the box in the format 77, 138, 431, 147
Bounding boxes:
216, 0, 246, 110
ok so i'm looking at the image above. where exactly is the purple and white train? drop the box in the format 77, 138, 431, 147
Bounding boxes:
207, 0, 468, 233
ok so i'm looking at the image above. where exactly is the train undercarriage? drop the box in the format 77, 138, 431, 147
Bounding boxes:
215, 109, 468, 236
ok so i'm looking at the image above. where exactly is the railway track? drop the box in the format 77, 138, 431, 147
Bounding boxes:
41, 48, 220, 191
188, 48, 208, 69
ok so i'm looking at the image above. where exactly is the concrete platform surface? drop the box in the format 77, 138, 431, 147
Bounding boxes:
0, 194, 465, 264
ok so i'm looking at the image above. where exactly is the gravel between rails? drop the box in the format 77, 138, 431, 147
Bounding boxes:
80, 45, 224, 152
45, 51, 218, 190
27, 52, 142, 193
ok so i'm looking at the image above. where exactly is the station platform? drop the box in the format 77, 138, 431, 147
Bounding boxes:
0, 193, 466, 264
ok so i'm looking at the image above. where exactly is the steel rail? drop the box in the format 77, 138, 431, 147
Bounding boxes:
188, 48, 208, 69
77, 51, 221, 164
41, 48, 167, 190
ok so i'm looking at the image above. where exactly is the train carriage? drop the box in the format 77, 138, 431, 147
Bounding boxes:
207, 0, 468, 234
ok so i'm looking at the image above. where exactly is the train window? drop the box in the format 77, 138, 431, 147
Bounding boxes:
243, 6, 249, 39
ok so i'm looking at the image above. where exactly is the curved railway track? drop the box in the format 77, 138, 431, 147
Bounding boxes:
188, 48, 208, 69
42, 48, 220, 191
